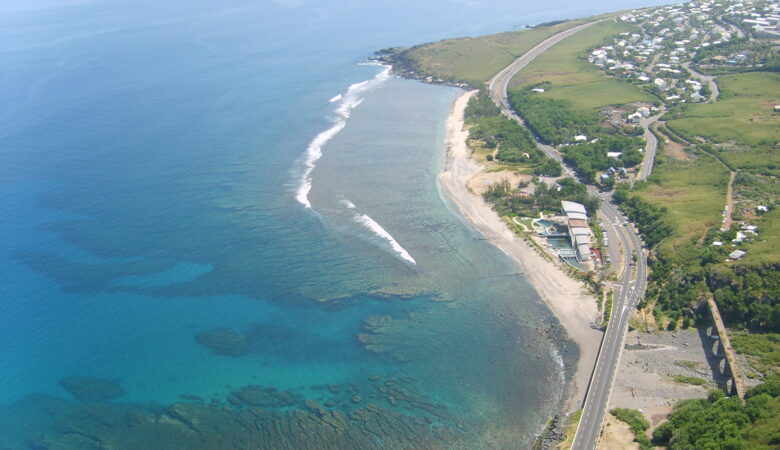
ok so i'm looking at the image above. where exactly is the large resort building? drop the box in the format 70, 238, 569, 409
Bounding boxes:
561, 201, 592, 262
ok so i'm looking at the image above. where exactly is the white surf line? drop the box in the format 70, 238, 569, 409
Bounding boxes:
340, 199, 416, 265
295, 67, 391, 209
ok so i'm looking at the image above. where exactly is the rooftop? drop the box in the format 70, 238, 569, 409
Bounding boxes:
561, 201, 587, 215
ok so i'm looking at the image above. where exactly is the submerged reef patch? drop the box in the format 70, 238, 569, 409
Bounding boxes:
58, 376, 125, 402
9, 383, 465, 448
195, 328, 251, 356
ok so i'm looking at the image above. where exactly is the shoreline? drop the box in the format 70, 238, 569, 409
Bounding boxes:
438, 90, 602, 412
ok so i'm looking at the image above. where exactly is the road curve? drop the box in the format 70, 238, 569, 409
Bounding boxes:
637, 111, 664, 181
485, 19, 649, 450
683, 62, 719, 103
488, 21, 603, 119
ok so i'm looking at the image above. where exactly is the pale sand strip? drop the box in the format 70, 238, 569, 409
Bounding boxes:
439, 90, 601, 412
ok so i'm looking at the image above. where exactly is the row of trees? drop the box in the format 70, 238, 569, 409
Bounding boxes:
507, 88, 601, 145
613, 185, 674, 247
484, 177, 599, 218
562, 136, 644, 182
464, 88, 500, 118
465, 89, 548, 165
467, 115, 543, 163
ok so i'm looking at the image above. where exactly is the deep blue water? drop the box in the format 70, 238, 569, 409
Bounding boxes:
1, 0, 672, 446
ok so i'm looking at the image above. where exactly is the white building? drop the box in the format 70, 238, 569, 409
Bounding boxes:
561, 201, 592, 262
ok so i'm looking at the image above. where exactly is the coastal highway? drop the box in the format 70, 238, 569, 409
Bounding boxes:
488, 21, 601, 120
571, 192, 647, 450
486, 20, 649, 449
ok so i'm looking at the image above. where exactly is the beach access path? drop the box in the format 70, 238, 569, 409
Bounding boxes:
439, 91, 602, 412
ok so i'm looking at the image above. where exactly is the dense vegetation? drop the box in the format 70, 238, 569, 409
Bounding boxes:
464, 88, 559, 170
731, 332, 780, 378
468, 115, 543, 163
464, 88, 500, 118
652, 378, 780, 449
563, 136, 644, 182
508, 88, 600, 145
610, 408, 652, 450
613, 184, 674, 247
484, 177, 599, 218
709, 264, 780, 332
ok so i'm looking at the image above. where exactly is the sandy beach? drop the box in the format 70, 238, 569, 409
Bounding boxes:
439, 90, 602, 412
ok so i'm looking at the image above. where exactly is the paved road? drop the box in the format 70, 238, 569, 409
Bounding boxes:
637, 111, 664, 181
683, 62, 719, 103
486, 21, 649, 450
572, 193, 647, 450
488, 21, 603, 118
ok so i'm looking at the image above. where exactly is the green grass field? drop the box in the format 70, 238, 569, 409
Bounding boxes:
403, 21, 588, 85
634, 157, 730, 255
666, 72, 780, 151
508, 20, 656, 110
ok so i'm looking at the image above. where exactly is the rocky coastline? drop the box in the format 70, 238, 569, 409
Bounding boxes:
368, 47, 472, 89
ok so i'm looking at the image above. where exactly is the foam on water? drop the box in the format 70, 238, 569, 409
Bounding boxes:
341, 198, 416, 265
295, 67, 391, 209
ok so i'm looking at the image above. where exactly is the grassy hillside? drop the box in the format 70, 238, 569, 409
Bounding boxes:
740, 208, 780, 265
399, 21, 588, 85
666, 72, 780, 175
634, 157, 730, 257
508, 20, 656, 110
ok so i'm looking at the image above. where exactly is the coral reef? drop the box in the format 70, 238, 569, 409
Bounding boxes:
194, 328, 251, 356
58, 376, 125, 402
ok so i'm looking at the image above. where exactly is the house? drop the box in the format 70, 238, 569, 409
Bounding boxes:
774, 105, 780, 113
729, 250, 746, 260
637, 106, 651, 117
628, 112, 643, 123
574, 135, 588, 142
757, 205, 769, 213
733, 231, 749, 243
607, 151, 623, 158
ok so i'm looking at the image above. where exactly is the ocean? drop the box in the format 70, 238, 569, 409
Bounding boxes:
0, 0, 671, 447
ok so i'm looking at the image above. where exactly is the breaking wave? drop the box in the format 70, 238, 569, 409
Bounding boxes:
295, 67, 390, 209
341, 199, 416, 265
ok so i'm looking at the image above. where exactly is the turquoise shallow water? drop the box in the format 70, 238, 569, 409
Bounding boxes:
1, 0, 672, 446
